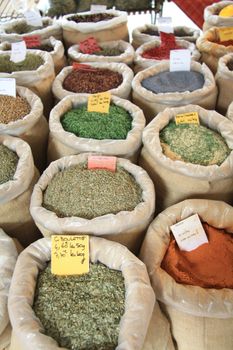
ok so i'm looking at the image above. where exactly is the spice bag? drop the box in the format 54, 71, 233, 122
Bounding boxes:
8, 236, 174, 350
140, 199, 233, 350
132, 61, 217, 123
227, 100, 233, 120
134, 39, 200, 73
0, 86, 48, 173
139, 104, 233, 213
203, 1, 233, 32
0, 229, 18, 350
61, 10, 129, 49
215, 53, 233, 114
48, 94, 145, 163
0, 50, 55, 118
67, 40, 135, 66
52, 62, 134, 101
0, 17, 62, 42
196, 27, 233, 74
132, 24, 200, 49
0, 135, 41, 247
30, 153, 155, 253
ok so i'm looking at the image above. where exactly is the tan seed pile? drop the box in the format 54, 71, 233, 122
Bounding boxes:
0, 95, 31, 124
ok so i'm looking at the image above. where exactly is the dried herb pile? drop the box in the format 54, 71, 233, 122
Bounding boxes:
43, 164, 142, 219
68, 13, 114, 23
0, 144, 18, 185
160, 121, 231, 166
0, 54, 44, 73
5, 21, 48, 34
93, 48, 123, 56
141, 71, 204, 94
61, 104, 132, 139
33, 262, 125, 350
63, 68, 123, 94
0, 95, 31, 124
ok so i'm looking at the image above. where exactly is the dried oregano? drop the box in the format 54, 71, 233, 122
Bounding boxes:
0, 144, 18, 185
33, 262, 125, 350
0, 54, 44, 73
61, 104, 132, 140
43, 163, 142, 219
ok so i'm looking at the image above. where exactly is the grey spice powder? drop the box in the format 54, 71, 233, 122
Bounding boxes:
33, 262, 125, 350
43, 164, 143, 219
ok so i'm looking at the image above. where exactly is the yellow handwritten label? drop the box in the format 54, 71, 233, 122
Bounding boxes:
51, 235, 89, 276
175, 112, 199, 125
218, 27, 233, 42
88, 92, 111, 114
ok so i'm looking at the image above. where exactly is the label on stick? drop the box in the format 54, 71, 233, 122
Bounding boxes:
218, 27, 233, 42
91, 4, 107, 13
157, 17, 174, 34
170, 49, 191, 72
0, 78, 16, 97
175, 112, 199, 125
88, 155, 116, 172
23, 35, 41, 48
51, 235, 89, 276
88, 91, 111, 114
10, 41, 26, 63
170, 214, 208, 252
24, 9, 43, 27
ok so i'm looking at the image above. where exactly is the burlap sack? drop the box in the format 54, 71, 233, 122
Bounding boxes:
215, 53, 233, 114
0, 230, 18, 350
132, 24, 200, 49
30, 153, 155, 253
203, 1, 233, 31
134, 39, 200, 73
48, 94, 145, 163
140, 198, 233, 350
8, 236, 174, 350
0, 85, 48, 172
139, 104, 233, 213
0, 50, 55, 118
0, 17, 62, 42
227, 100, 233, 120
0, 135, 41, 247
52, 62, 134, 101
67, 40, 135, 66
62, 10, 129, 49
132, 61, 217, 123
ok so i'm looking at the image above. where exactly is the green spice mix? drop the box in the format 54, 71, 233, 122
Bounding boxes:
61, 104, 132, 139
160, 121, 231, 166
0, 53, 44, 73
0, 95, 31, 124
33, 262, 125, 350
93, 48, 123, 56
0, 144, 19, 185
5, 20, 49, 34
43, 164, 143, 219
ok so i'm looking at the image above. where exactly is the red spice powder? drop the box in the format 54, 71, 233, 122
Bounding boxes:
161, 223, 233, 289
213, 40, 233, 47
142, 32, 182, 60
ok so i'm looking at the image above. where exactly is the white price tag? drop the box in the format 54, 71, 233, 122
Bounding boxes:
170, 214, 208, 252
90, 5, 107, 13
0, 78, 16, 97
170, 49, 191, 72
24, 9, 43, 27
10, 41, 27, 63
157, 17, 174, 34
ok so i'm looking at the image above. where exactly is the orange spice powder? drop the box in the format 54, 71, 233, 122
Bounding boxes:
161, 223, 233, 289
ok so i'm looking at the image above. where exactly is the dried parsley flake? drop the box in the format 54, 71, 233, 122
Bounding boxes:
0, 144, 18, 185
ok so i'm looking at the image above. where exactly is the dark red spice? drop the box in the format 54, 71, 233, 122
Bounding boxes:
68, 13, 114, 23
63, 68, 123, 93
214, 39, 233, 47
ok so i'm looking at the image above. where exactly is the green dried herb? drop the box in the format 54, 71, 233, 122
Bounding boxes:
93, 48, 123, 56
0, 144, 18, 185
43, 164, 142, 219
5, 20, 49, 34
33, 262, 125, 350
160, 121, 231, 166
0, 53, 44, 73
61, 104, 132, 140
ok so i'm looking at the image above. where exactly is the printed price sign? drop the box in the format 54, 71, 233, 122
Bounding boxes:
170, 49, 191, 72
175, 112, 200, 125
79, 37, 101, 54
10, 41, 26, 63
51, 235, 89, 276
91, 4, 107, 13
23, 35, 41, 48
170, 214, 208, 252
88, 91, 111, 113
88, 155, 116, 172
0, 78, 16, 97
72, 62, 97, 71
157, 17, 174, 34
218, 27, 233, 42
24, 9, 43, 27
